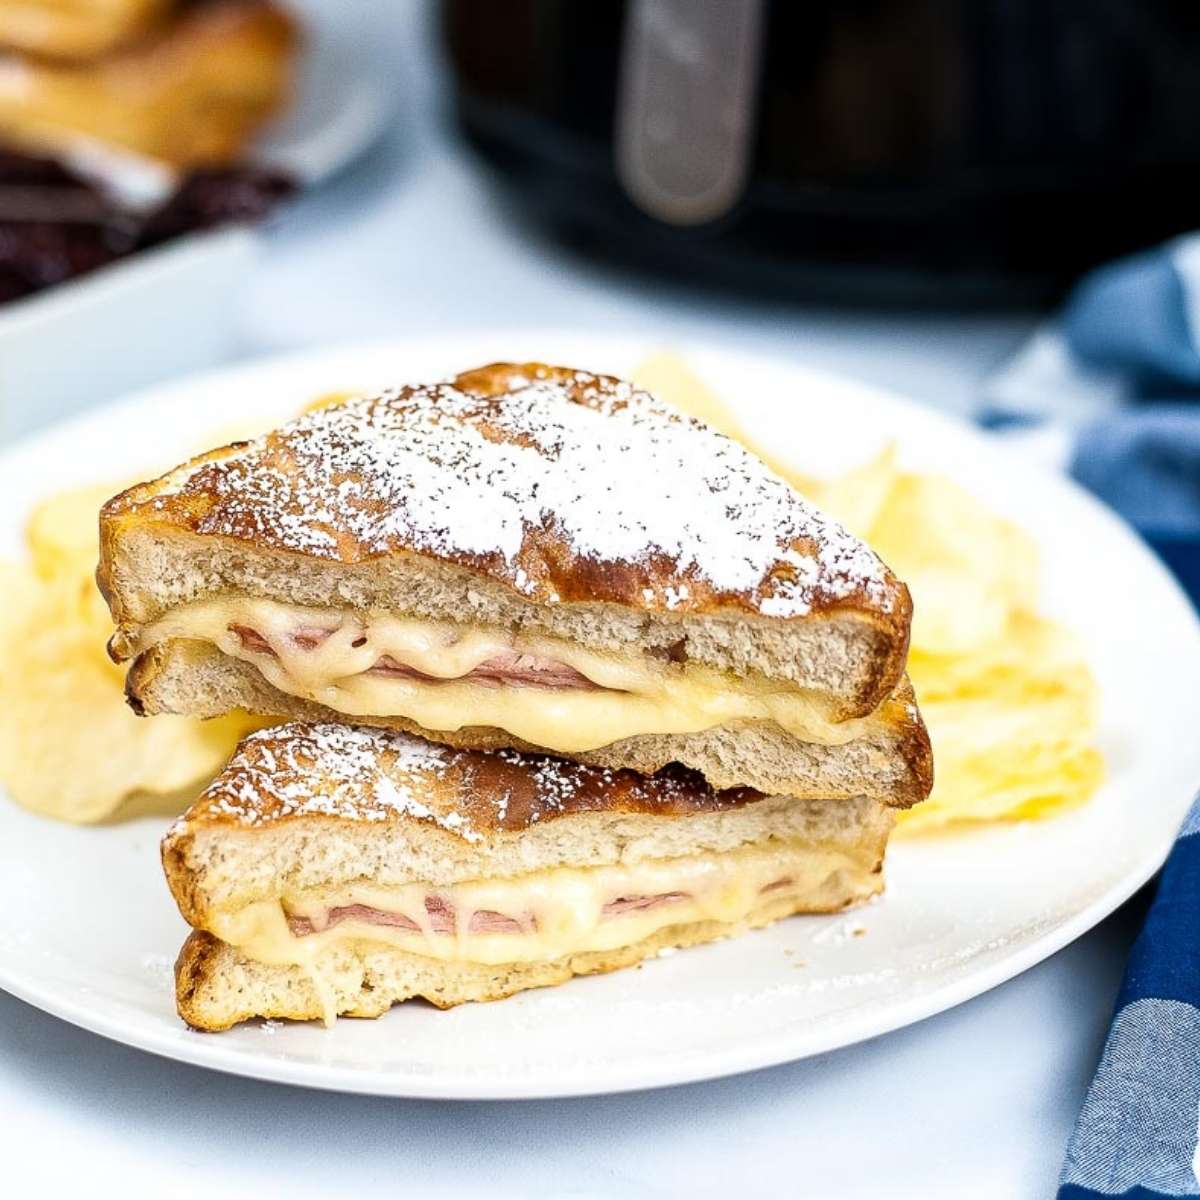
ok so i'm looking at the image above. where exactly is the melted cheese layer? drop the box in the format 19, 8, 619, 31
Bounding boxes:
207, 841, 860, 1023
140, 598, 876, 753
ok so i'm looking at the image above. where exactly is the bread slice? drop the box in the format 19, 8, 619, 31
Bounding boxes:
133, 639, 932, 806
100, 362, 913, 723
164, 722, 894, 1029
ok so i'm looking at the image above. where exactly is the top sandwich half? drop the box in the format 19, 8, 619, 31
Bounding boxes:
99, 362, 928, 803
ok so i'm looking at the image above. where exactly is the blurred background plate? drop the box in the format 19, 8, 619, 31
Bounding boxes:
0, 228, 258, 439
0, 332, 1197, 1099
254, 0, 395, 186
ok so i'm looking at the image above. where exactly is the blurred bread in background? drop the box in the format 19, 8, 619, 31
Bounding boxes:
0, 0, 175, 61
0, 0, 298, 167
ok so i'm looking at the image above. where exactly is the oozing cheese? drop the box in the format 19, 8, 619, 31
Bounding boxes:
140, 598, 875, 753
207, 841, 858, 1024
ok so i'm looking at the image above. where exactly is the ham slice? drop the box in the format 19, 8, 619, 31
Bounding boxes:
424, 893, 456, 934
288, 899, 537, 938
288, 905, 422, 936
468, 909, 532, 935
468, 652, 598, 690
229, 624, 275, 656
285, 887, 697, 941
230, 623, 335, 654
602, 892, 688, 917
228, 619, 601, 691
759, 877, 794, 894
424, 894, 534, 935
367, 650, 598, 691
291, 625, 336, 650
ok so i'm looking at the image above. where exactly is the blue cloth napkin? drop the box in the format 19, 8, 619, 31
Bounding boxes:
984, 235, 1200, 602
1058, 790, 1200, 1199
982, 237, 1200, 1198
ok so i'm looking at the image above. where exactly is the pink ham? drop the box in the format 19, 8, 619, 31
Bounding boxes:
602, 892, 689, 917
468, 910, 533, 935
229, 622, 600, 691
759, 877, 794, 894
424, 893, 456, 934
425, 895, 534, 935
467, 652, 597, 690
287, 899, 535, 938
229, 624, 275, 656
365, 656, 440, 682
285, 889, 702, 941
288, 905, 422, 936
367, 650, 598, 690
291, 625, 336, 650
229, 623, 335, 654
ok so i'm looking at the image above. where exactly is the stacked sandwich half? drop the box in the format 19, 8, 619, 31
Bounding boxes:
98, 362, 932, 1029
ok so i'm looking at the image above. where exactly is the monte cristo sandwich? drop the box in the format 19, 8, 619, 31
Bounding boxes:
98, 361, 931, 806
164, 723, 897, 1029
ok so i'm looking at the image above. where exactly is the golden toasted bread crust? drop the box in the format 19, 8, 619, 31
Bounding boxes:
167, 721, 771, 838
99, 362, 911, 646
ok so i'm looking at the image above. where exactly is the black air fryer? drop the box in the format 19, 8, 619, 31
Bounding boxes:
442, 0, 1200, 303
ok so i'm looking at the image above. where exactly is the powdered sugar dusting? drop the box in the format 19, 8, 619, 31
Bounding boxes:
176, 721, 766, 841
150, 365, 895, 619
187, 724, 486, 842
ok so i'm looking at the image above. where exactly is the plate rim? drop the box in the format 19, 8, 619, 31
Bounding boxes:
1, 330, 1197, 1100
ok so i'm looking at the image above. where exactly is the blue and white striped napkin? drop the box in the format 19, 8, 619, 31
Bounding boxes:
1059, 791, 1200, 1199
983, 234, 1200, 601
981, 235, 1200, 1198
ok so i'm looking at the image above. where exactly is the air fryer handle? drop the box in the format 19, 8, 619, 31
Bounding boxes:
615, 0, 765, 226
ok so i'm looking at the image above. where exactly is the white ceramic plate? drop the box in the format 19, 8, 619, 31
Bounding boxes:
1, 333, 1197, 1100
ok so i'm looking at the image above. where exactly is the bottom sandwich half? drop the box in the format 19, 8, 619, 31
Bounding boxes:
162, 723, 896, 1030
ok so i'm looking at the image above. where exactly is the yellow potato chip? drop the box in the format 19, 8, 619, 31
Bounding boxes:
812, 446, 900, 538
907, 611, 1091, 702
864, 473, 1038, 657
900, 610, 1102, 832
0, 568, 262, 823
1, 480, 263, 824
301, 389, 363, 416
25, 481, 120, 583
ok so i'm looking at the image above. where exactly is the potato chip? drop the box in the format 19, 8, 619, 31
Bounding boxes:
0, 572, 261, 823
862, 474, 1037, 657
635, 350, 1104, 833
809, 446, 900, 539
0, 481, 263, 824
301, 389, 363, 415
26, 481, 120, 583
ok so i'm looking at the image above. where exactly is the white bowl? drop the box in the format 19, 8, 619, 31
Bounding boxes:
0, 228, 259, 440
